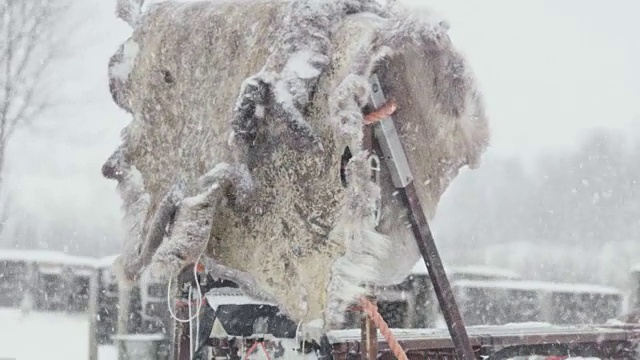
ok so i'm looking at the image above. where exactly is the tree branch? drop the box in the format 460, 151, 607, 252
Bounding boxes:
0, 0, 69, 185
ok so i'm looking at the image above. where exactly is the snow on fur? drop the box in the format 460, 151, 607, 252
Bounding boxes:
229, 0, 392, 160
108, 39, 139, 82
101, 145, 150, 283
104, 0, 489, 333
148, 163, 257, 279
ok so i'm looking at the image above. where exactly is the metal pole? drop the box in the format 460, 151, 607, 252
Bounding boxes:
367, 74, 476, 360
400, 183, 476, 359
88, 269, 100, 360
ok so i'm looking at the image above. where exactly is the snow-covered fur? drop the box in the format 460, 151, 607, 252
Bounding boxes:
104, 0, 490, 330
102, 144, 151, 284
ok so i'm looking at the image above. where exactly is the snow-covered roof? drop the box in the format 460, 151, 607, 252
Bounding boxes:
95, 254, 119, 268
452, 279, 623, 296
0, 249, 96, 268
410, 261, 521, 280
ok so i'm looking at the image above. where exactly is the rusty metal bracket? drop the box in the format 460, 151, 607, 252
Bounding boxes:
366, 73, 476, 360
367, 76, 413, 188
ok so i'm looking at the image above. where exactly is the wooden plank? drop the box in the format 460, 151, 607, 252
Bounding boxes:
360, 297, 378, 360
366, 73, 476, 360
328, 325, 638, 356
87, 269, 100, 360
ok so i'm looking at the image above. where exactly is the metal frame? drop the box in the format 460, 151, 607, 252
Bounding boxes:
365, 73, 476, 360
328, 325, 640, 360
202, 324, 640, 360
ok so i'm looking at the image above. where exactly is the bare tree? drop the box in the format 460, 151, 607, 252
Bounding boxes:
0, 191, 12, 238
0, 0, 68, 188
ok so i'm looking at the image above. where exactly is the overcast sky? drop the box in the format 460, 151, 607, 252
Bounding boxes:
423, 0, 640, 158
2, 0, 638, 255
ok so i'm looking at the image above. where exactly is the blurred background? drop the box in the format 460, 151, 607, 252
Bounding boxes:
1, 0, 640, 358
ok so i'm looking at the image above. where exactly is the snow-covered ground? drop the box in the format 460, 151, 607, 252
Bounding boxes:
0, 308, 116, 360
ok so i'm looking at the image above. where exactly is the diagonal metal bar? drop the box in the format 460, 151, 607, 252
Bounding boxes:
366, 73, 476, 360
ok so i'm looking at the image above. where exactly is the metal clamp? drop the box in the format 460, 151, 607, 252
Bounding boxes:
367, 74, 414, 188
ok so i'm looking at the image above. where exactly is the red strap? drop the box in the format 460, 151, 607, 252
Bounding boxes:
244, 341, 272, 360
363, 99, 397, 125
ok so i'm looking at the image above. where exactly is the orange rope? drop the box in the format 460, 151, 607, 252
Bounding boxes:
363, 99, 397, 125
359, 297, 409, 360
244, 340, 272, 360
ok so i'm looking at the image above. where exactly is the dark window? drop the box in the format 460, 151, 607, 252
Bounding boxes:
0, 261, 27, 307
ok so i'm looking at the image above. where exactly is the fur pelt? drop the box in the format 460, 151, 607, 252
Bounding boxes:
104, 0, 490, 330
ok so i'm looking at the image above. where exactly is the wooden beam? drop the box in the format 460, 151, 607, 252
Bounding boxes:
87, 269, 100, 360
360, 296, 378, 360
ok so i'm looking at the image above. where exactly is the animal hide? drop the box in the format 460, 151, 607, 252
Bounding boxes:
103, 0, 490, 331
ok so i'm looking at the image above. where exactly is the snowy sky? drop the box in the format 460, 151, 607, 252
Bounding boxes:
2, 0, 639, 254
421, 0, 640, 158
